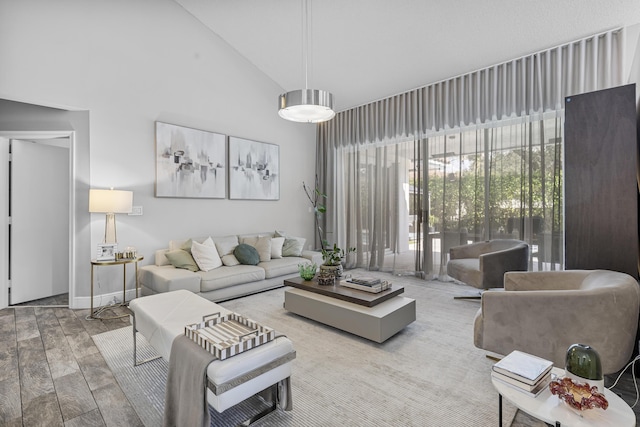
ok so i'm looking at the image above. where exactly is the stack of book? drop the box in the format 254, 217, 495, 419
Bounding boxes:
491, 350, 553, 397
340, 277, 391, 293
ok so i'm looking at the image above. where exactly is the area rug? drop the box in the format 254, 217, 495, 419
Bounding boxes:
93, 272, 519, 426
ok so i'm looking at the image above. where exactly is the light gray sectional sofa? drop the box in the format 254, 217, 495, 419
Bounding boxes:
138, 232, 323, 302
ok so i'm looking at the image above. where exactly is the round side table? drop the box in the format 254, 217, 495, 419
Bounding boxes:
493, 367, 636, 426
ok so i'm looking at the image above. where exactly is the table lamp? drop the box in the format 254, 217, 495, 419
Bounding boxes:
89, 188, 133, 244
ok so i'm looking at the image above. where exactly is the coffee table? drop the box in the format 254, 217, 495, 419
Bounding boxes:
493, 367, 636, 426
283, 276, 416, 343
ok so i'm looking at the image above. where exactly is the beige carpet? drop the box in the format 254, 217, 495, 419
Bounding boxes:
94, 271, 520, 426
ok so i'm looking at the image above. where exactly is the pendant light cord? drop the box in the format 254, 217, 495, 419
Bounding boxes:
302, 0, 310, 90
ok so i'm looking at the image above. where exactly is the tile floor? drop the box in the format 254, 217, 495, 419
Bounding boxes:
0, 300, 140, 427
2, 294, 640, 426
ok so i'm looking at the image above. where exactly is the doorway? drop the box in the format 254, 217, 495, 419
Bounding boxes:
0, 131, 75, 308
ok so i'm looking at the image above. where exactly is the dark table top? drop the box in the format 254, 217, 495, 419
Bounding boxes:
283, 276, 404, 307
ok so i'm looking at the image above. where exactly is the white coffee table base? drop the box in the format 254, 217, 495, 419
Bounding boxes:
284, 288, 416, 343
494, 367, 636, 426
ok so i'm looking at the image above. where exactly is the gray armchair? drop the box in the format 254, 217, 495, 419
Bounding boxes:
447, 239, 529, 290
474, 270, 640, 374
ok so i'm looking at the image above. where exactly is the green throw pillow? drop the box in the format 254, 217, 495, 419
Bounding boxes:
165, 249, 199, 272
234, 243, 260, 265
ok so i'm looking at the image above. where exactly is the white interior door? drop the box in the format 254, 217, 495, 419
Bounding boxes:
0, 137, 8, 309
10, 139, 69, 304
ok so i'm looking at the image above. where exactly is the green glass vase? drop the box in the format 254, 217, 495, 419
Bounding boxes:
298, 263, 317, 281
565, 343, 603, 390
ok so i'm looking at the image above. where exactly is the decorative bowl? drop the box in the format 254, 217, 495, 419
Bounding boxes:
298, 263, 317, 281
549, 377, 608, 411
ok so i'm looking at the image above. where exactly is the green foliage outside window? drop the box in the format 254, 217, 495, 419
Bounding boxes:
426, 136, 563, 239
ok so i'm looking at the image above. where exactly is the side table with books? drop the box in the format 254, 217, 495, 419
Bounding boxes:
491, 350, 635, 426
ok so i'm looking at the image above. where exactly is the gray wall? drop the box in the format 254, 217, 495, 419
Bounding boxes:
0, 0, 316, 307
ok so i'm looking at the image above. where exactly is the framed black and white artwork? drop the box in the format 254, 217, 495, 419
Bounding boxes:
228, 136, 279, 200
155, 122, 226, 198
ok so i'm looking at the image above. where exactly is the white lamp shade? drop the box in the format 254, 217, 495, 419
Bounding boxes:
89, 189, 133, 214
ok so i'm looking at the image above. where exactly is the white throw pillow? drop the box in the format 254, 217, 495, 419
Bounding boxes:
191, 237, 222, 271
271, 237, 285, 259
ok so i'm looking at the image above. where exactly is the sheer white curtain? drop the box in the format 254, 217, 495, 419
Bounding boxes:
317, 28, 624, 274
333, 141, 412, 271
319, 28, 623, 145
425, 114, 564, 278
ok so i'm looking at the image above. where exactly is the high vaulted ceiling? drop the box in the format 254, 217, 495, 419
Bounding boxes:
175, 0, 640, 113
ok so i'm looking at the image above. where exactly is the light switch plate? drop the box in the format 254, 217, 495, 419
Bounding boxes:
129, 206, 143, 216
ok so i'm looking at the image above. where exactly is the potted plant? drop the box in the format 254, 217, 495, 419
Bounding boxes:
303, 176, 356, 278
302, 176, 327, 250
320, 243, 356, 278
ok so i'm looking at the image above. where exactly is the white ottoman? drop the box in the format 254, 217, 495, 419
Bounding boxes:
128, 290, 295, 416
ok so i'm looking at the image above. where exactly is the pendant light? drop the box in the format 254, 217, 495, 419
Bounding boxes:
278, 0, 335, 123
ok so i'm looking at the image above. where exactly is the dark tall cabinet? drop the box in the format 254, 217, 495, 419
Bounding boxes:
564, 84, 638, 279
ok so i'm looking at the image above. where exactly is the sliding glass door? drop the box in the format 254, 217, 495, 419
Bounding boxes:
423, 115, 564, 278
336, 114, 565, 279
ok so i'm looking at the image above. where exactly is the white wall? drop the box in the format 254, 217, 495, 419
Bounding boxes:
626, 23, 640, 99
0, 0, 317, 307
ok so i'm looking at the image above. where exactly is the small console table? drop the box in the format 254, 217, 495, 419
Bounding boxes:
90, 256, 144, 319
493, 367, 635, 426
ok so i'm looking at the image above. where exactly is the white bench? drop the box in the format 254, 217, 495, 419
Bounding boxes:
128, 289, 295, 423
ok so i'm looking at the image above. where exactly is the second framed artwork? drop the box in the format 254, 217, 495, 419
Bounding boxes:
228, 136, 280, 200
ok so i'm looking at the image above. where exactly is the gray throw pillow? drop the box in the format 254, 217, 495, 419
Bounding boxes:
282, 236, 306, 257
165, 249, 199, 272
213, 235, 239, 256
241, 235, 272, 262
234, 243, 260, 265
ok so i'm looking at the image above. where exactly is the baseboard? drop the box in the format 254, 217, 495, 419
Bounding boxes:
72, 288, 139, 309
